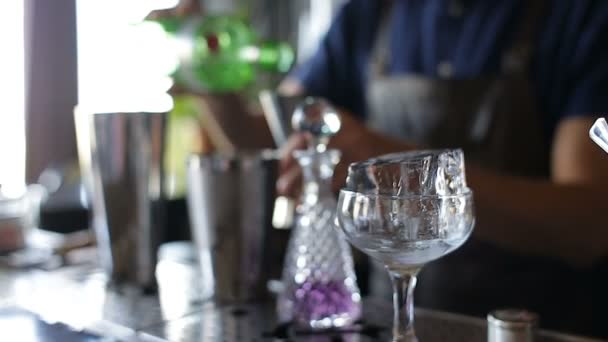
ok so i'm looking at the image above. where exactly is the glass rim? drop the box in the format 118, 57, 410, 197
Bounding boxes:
338, 187, 473, 200
347, 148, 464, 168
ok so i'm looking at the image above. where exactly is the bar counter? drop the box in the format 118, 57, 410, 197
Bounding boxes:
0, 249, 600, 341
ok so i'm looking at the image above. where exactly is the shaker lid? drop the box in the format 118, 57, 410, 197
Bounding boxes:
188, 149, 278, 174
487, 309, 539, 330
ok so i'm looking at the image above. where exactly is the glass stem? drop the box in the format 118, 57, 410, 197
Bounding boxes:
388, 268, 419, 342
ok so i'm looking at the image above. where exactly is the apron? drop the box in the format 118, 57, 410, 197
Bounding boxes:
366, 1, 594, 334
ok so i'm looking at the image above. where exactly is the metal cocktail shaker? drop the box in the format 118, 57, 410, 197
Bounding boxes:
186, 150, 288, 302
75, 108, 168, 289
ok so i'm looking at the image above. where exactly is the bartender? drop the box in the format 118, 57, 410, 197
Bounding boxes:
277, 0, 608, 338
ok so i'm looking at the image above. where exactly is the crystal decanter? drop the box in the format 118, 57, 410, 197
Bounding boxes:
277, 98, 361, 329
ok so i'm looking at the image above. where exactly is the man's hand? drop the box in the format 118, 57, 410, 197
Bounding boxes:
277, 111, 415, 197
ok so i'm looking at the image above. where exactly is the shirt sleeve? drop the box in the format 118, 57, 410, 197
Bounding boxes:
290, 1, 356, 110
558, 1, 608, 120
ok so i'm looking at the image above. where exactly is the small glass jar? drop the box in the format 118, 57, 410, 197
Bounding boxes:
0, 195, 28, 252
0, 185, 46, 253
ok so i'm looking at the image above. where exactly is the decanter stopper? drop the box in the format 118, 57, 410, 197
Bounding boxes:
291, 97, 341, 152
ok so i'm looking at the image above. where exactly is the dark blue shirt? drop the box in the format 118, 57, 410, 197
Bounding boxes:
294, 0, 608, 140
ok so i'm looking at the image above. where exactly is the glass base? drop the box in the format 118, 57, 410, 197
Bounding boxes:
392, 331, 419, 342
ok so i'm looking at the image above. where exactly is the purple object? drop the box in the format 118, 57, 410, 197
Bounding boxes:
292, 280, 361, 324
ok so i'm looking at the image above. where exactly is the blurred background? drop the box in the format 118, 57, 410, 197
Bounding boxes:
1, 0, 344, 235
2, 2, 608, 340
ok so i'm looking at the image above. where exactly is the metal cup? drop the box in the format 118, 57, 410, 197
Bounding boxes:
186, 150, 288, 302
75, 108, 168, 289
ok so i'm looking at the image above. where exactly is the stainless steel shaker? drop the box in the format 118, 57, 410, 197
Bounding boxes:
488, 309, 539, 342
76, 108, 168, 289
186, 150, 288, 302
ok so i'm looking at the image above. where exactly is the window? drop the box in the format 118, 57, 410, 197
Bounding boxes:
76, 0, 177, 113
0, 1, 26, 197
